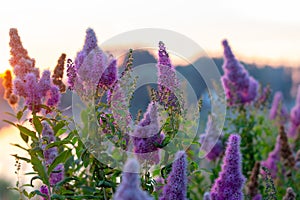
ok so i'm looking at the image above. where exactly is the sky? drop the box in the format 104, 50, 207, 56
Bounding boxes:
0, 0, 300, 185
0, 0, 300, 74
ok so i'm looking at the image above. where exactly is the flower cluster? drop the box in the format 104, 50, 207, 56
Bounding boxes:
247, 162, 261, 199
221, 40, 258, 105
261, 135, 280, 178
52, 53, 66, 92
41, 121, 64, 186
288, 85, 300, 138
199, 115, 223, 161
160, 151, 188, 200
114, 158, 153, 200
269, 91, 289, 125
157, 41, 179, 108
279, 126, 295, 173
210, 134, 245, 200
2, 70, 18, 105
9, 28, 61, 111
132, 102, 163, 165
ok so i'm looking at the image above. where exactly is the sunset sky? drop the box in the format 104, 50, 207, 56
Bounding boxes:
0, 0, 300, 186
0, 0, 300, 74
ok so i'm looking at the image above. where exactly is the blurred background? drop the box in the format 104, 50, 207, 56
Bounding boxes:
1, 0, 300, 199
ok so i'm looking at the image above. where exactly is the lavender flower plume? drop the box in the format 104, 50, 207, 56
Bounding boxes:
66, 59, 76, 90
40, 185, 49, 200
114, 158, 153, 200
52, 53, 66, 92
221, 40, 258, 105
98, 58, 117, 89
288, 85, 300, 138
157, 41, 179, 108
38, 70, 52, 97
261, 136, 280, 178
46, 85, 60, 107
269, 91, 289, 125
199, 115, 223, 161
132, 102, 163, 165
210, 134, 245, 200
25, 73, 41, 112
75, 28, 98, 70
41, 122, 64, 186
160, 151, 188, 200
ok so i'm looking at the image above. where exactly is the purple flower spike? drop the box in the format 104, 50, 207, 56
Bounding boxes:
46, 85, 60, 107
288, 85, 300, 138
114, 158, 153, 200
75, 28, 98, 70
261, 136, 280, 178
133, 102, 163, 165
38, 70, 51, 97
157, 41, 179, 107
210, 134, 245, 200
221, 40, 259, 106
160, 151, 188, 200
25, 73, 41, 112
98, 58, 118, 88
40, 185, 49, 200
269, 91, 289, 125
49, 164, 64, 186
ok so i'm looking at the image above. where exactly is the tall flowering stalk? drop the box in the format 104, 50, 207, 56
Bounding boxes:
132, 102, 163, 165
40, 121, 64, 198
261, 135, 280, 178
288, 85, 300, 138
114, 158, 153, 200
199, 115, 223, 161
221, 40, 258, 106
247, 162, 261, 199
279, 126, 295, 175
210, 134, 245, 200
269, 91, 289, 125
157, 41, 179, 108
160, 151, 188, 200
9, 28, 61, 112
52, 53, 66, 93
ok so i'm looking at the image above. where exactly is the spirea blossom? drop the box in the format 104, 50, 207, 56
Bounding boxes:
132, 102, 163, 165
160, 151, 188, 200
114, 158, 153, 200
199, 115, 223, 161
75, 28, 98, 70
98, 58, 117, 88
210, 134, 245, 200
52, 53, 66, 92
288, 85, 300, 138
41, 122, 64, 186
261, 136, 280, 178
157, 41, 179, 108
269, 91, 289, 125
221, 40, 258, 105
46, 85, 60, 107
40, 185, 49, 200
25, 73, 41, 112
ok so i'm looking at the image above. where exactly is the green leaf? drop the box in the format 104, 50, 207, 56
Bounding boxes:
17, 124, 37, 140
10, 143, 28, 152
3, 119, 16, 127
53, 121, 66, 134
20, 132, 29, 143
33, 114, 43, 134
11, 154, 31, 162
56, 128, 67, 137
31, 156, 48, 185
48, 149, 72, 174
